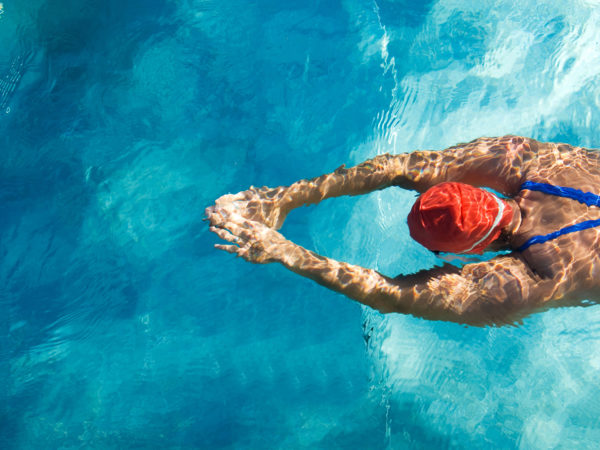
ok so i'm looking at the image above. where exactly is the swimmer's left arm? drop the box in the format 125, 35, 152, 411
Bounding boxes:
210, 217, 411, 313
279, 250, 555, 326
394, 255, 558, 325
211, 216, 556, 325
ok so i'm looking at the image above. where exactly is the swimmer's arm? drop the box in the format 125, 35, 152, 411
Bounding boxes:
394, 135, 539, 196
277, 135, 537, 213
211, 215, 557, 325
206, 153, 403, 230
207, 135, 537, 229
276, 153, 408, 211
281, 248, 555, 326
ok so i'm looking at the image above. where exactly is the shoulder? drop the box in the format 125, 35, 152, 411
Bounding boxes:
459, 253, 558, 308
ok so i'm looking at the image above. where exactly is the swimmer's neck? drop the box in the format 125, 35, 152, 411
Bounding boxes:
486, 198, 522, 252
504, 198, 522, 236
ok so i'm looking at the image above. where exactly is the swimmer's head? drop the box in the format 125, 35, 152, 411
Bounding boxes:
407, 182, 514, 254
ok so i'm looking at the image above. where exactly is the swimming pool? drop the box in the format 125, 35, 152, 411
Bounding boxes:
3, 0, 600, 447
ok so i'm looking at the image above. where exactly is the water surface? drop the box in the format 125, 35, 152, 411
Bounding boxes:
3, 0, 600, 448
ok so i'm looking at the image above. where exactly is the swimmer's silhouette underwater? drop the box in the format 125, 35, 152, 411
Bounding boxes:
206, 136, 600, 326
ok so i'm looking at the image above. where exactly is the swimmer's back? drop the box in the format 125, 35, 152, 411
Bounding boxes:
512, 140, 600, 299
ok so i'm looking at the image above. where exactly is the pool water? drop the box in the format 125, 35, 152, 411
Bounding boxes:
3, 0, 600, 448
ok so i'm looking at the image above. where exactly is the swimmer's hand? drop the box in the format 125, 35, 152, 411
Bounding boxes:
209, 213, 291, 264
205, 186, 290, 230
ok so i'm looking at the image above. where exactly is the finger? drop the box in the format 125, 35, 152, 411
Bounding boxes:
210, 226, 243, 244
207, 215, 225, 228
202, 210, 217, 223
215, 244, 241, 254
204, 206, 217, 224
235, 243, 254, 260
218, 219, 254, 238
206, 208, 230, 227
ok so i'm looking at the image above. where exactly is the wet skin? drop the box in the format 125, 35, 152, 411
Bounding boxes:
206, 136, 600, 326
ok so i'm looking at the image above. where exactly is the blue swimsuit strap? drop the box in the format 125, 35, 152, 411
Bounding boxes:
517, 181, 600, 252
520, 180, 600, 207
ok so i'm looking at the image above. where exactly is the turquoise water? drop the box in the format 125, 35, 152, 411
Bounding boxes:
3, 0, 600, 448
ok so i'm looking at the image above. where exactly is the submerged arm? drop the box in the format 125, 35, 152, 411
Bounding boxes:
206, 135, 538, 229
210, 214, 558, 326
205, 153, 404, 229
280, 246, 558, 326
396, 135, 538, 195
271, 136, 538, 213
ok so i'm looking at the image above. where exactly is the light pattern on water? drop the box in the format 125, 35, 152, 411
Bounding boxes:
3, 0, 600, 448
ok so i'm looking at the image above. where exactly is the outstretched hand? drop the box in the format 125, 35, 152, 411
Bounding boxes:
208, 210, 291, 264
205, 186, 290, 230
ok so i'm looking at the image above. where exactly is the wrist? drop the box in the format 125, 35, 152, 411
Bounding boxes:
277, 188, 295, 214
280, 179, 316, 210
276, 239, 303, 268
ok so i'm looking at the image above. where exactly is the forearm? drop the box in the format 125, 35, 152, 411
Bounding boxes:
277, 239, 411, 314
276, 241, 471, 322
278, 153, 406, 211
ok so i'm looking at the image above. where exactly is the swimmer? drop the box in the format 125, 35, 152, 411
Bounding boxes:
206, 136, 600, 326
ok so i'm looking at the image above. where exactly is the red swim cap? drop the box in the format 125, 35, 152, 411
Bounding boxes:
407, 182, 513, 254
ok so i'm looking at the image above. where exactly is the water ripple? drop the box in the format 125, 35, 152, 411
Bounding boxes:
0, 50, 31, 113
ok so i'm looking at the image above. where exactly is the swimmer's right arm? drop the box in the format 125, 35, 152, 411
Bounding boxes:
207, 135, 539, 229
271, 135, 540, 213
206, 153, 405, 229
391, 135, 539, 195
259, 136, 538, 214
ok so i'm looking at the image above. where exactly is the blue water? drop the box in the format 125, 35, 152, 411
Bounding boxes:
4, 0, 600, 448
